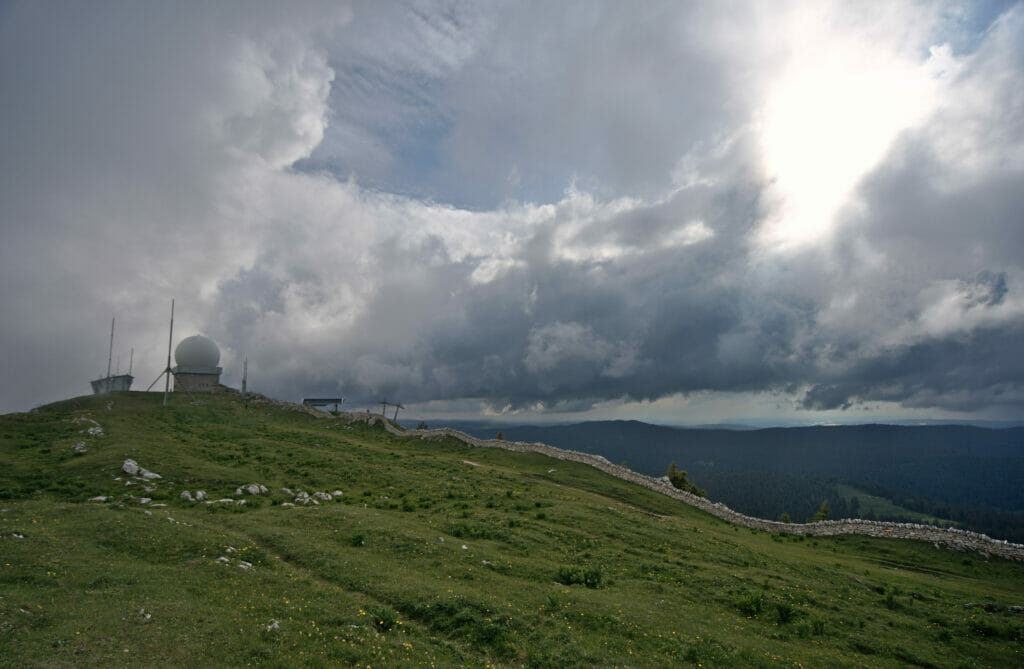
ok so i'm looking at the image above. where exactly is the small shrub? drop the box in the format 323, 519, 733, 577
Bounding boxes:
774, 600, 799, 624
666, 462, 706, 497
556, 565, 602, 589
735, 592, 764, 617
682, 636, 736, 665
970, 619, 1000, 638
348, 532, 366, 547
849, 637, 878, 655
369, 606, 397, 632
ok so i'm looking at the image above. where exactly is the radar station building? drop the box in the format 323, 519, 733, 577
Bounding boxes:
173, 335, 223, 392
91, 375, 133, 394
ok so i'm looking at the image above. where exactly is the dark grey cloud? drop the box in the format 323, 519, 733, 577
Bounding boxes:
2, 1, 1023, 424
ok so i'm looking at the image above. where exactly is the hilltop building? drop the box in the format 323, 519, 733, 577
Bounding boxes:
173, 335, 223, 392
91, 374, 133, 394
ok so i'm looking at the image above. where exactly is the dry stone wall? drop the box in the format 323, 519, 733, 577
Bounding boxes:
325, 411, 1024, 562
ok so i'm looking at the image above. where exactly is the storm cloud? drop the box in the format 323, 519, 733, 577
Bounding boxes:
1, 1, 1022, 423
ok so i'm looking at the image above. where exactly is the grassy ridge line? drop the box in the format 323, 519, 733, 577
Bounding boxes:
360, 412, 1024, 560
4, 392, 1024, 667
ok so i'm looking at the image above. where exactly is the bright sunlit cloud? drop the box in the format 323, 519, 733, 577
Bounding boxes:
757, 11, 957, 251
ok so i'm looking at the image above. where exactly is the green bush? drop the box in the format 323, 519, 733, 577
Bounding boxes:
735, 591, 764, 617
666, 462, 706, 497
369, 606, 397, 632
774, 600, 799, 624
556, 565, 602, 589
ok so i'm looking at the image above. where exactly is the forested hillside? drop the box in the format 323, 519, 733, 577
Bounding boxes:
442, 421, 1024, 541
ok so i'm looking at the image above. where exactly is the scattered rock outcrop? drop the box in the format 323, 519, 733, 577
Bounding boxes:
122, 459, 161, 480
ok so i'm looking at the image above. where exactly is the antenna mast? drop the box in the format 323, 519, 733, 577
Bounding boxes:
106, 318, 115, 380
128, 348, 133, 375
163, 299, 174, 407
145, 299, 195, 405
241, 356, 248, 399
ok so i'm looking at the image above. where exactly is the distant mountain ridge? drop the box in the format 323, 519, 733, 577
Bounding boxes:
430, 419, 1024, 540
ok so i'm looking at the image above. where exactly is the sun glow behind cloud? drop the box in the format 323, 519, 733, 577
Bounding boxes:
756, 9, 957, 251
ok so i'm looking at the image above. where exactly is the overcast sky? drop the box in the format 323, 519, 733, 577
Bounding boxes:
2, 1, 1023, 425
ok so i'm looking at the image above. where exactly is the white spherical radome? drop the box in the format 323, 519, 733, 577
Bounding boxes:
174, 335, 220, 369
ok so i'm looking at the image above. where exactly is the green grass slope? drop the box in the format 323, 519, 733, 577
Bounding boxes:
1, 392, 1022, 667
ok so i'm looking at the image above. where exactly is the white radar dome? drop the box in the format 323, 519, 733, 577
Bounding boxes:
174, 335, 220, 369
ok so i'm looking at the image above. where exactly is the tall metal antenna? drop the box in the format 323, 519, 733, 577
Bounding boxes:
145, 299, 196, 405
241, 356, 248, 399
163, 299, 175, 407
106, 318, 115, 380
128, 348, 133, 376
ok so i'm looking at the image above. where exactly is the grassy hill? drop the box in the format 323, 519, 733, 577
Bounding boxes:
1, 392, 1023, 667
453, 420, 1024, 540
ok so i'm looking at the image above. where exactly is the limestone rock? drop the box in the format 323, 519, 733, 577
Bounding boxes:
122, 458, 161, 480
